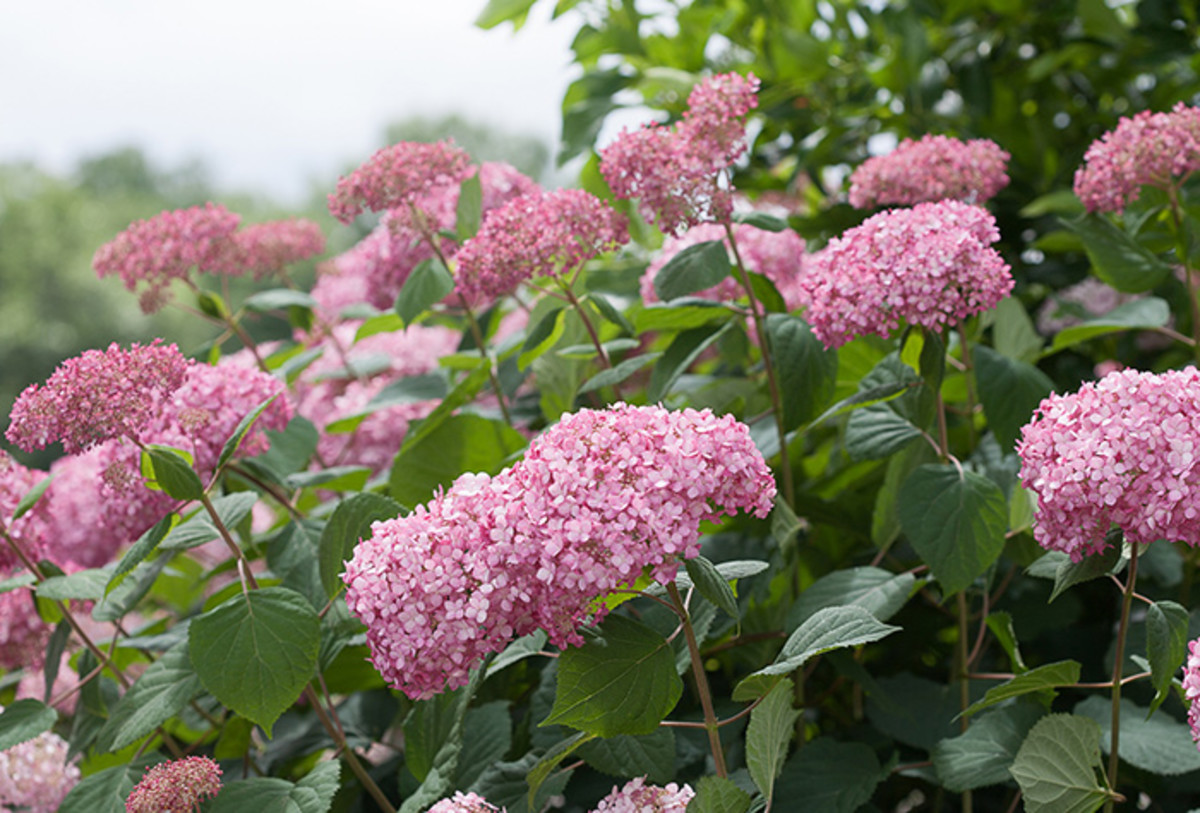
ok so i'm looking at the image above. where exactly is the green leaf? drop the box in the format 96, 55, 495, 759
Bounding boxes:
576, 728, 676, 783
688, 775, 751, 813
93, 556, 170, 622
810, 380, 916, 429
318, 492, 402, 600
585, 292, 635, 336
578, 352, 660, 395
683, 556, 739, 619
401, 361, 491, 450
647, 320, 734, 402
142, 445, 205, 500
243, 288, 317, 313
748, 271, 787, 313
786, 567, 917, 631
161, 492, 259, 551
1048, 539, 1124, 602
475, 0, 536, 29
406, 688, 469, 783
246, 416, 319, 483
773, 738, 884, 813
285, 466, 371, 492
865, 673, 960, 750
633, 300, 732, 333
844, 357, 927, 460
973, 345, 1054, 452
1146, 599, 1190, 715
58, 762, 143, 813
961, 660, 1081, 719
541, 614, 683, 737
526, 731, 596, 806
470, 753, 572, 813
767, 313, 837, 431
1047, 297, 1172, 354
95, 640, 201, 752
0, 571, 35, 595
932, 703, 1043, 791
898, 464, 1007, 596
487, 630, 550, 678
992, 296, 1044, 363
519, 307, 566, 370
653, 239, 730, 301
458, 702, 514, 788
733, 211, 788, 232
0, 699, 56, 751
189, 587, 320, 736
1009, 714, 1111, 813
12, 473, 53, 520
395, 257, 454, 325
354, 312, 404, 341
986, 611, 1027, 673
747, 678, 800, 806
107, 514, 177, 594
37, 568, 108, 601
1061, 212, 1174, 293
1075, 695, 1200, 776
736, 605, 900, 701
217, 394, 282, 471
389, 414, 526, 506
209, 761, 340, 813
457, 172, 483, 240
399, 664, 487, 813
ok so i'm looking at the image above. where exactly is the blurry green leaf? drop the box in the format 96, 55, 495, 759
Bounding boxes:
526, 732, 595, 806
389, 414, 526, 507
12, 473, 53, 520
786, 567, 916, 631
458, 702, 514, 788
1061, 213, 1173, 293
395, 258, 454, 325
578, 353, 659, 395
576, 728, 676, 784
992, 296, 1044, 362
142, 445, 204, 501
773, 738, 884, 813
519, 307, 566, 370
217, 394, 281, 471
476, 0, 536, 29
585, 292, 635, 336
209, 761, 340, 813
160, 492, 257, 551
973, 345, 1054, 452
457, 172, 483, 240
1047, 297, 1171, 354
653, 240, 730, 301
684, 555, 739, 619
242, 288, 316, 313
647, 321, 734, 402
0, 699, 56, 751
733, 211, 788, 231
37, 568, 107, 601
633, 300, 732, 333
1075, 695, 1200, 776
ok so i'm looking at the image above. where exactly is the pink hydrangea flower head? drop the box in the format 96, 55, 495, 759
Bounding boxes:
428, 792, 506, 813
848, 134, 1010, 209
0, 581, 51, 670
1185, 637, 1200, 751
798, 200, 1012, 348
1074, 102, 1200, 213
328, 140, 472, 223
640, 222, 806, 308
125, 756, 222, 813
592, 778, 695, 812
1018, 367, 1200, 559
232, 218, 325, 279
6, 340, 189, 454
455, 189, 629, 303
0, 720, 79, 813
0, 452, 47, 569
600, 72, 759, 234
93, 203, 242, 312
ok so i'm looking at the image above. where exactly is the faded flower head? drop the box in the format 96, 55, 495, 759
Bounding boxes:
232, 218, 325, 279
125, 756, 222, 813
428, 792, 506, 812
454, 189, 629, 303
593, 778, 695, 813
1018, 367, 1200, 560
328, 140, 472, 224
1185, 637, 1200, 751
848, 134, 1010, 209
1074, 102, 1200, 213
6, 340, 189, 454
0, 719, 79, 813
798, 200, 1012, 348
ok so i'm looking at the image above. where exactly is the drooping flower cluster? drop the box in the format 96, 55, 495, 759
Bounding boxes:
848, 135, 1010, 209
593, 778, 695, 812
327, 140, 472, 223
343, 404, 775, 699
232, 218, 326, 279
640, 222, 807, 308
600, 72, 759, 234
6, 341, 189, 454
454, 189, 629, 303
1074, 102, 1200, 213
1017, 367, 1200, 559
125, 756, 222, 813
1185, 637, 1200, 751
798, 200, 1012, 348
0, 720, 79, 813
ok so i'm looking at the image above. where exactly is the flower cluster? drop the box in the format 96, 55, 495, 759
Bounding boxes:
343, 404, 775, 698
639, 222, 807, 308
798, 200, 1012, 348
0, 720, 79, 813
1017, 367, 1200, 559
455, 189, 629, 303
0, 452, 47, 569
848, 135, 1010, 209
593, 778, 695, 812
1185, 636, 1200, 751
428, 792, 505, 813
232, 218, 325, 279
1074, 102, 1200, 213
6, 341, 189, 454
125, 756, 222, 813
600, 72, 759, 234
0, 585, 52, 670
327, 140, 472, 223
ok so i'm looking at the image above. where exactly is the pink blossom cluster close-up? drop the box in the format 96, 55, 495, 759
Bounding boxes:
0, 451, 47, 568
327, 140, 472, 224
427, 791, 506, 812
1185, 637, 1200, 751
343, 403, 775, 699
1017, 367, 1200, 559
1074, 102, 1200, 213
798, 200, 1013, 348
847, 134, 1010, 209
124, 756, 223, 813
232, 218, 326, 280
600, 72, 759, 234
0, 720, 79, 813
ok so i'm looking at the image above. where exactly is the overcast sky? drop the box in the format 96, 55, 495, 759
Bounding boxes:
0, 1, 579, 203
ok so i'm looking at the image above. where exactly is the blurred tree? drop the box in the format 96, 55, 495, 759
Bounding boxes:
384, 113, 552, 181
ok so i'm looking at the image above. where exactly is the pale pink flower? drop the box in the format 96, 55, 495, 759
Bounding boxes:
1018, 367, 1200, 559
0, 718, 79, 813
6, 341, 189, 454
125, 756, 222, 813
327, 140, 472, 223
592, 777, 695, 813
1184, 637, 1200, 750
848, 135, 1010, 209
232, 218, 325, 279
455, 189, 629, 303
1074, 102, 1200, 213
798, 200, 1012, 348
428, 791, 505, 812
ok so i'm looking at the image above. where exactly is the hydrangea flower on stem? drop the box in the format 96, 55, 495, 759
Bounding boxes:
232, 218, 325, 279
125, 756, 222, 813
327, 140, 472, 223
848, 134, 1010, 209
428, 792, 505, 813
1185, 637, 1200, 751
592, 777, 695, 812
798, 200, 1012, 349
1074, 102, 1200, 214
0, 718, 79, 813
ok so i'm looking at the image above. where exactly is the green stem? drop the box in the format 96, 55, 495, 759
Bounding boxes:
956, 321, 978, 450
554, 277, 625, 401
957, 591, 973, 813
1105, 542, 1139, 813
666, 582, 727, 777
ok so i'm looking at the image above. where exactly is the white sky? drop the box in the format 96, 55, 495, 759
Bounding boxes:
0, 1, 580, 203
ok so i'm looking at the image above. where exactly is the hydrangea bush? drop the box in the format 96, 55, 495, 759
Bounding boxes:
6, 10, 1200, 813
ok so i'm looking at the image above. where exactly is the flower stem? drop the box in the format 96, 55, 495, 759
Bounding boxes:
667, 581, 727, 777
1105, 543, 1139, 813
554, 276, 625, 400
459, 295, 515, 428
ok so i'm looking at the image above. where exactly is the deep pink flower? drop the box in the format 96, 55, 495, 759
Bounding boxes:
232, 218, 325, 279
848, 134, 1010, 209
6, 341, 189, 454
1185, 637, 1200, 751
0, 716, 79, 813
1074, 103, 1200, 213
125, 756, 222, 813
798, 200, 1012, 348
93, 203, 242, 312
455, 189, 629, 303
1018, 367, 1200, 559
593, 778, 695, 813
327, 140, 472, 224
428, 792, 505, 812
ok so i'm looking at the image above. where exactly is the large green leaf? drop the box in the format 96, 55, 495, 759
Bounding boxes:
772, 738, 884, 813
961, 660, 1081, 718
318, 492, 402, 600
189, 587, 320, 736
389, 414, 526, 507
161, 492, 259, 551
653, 239, 730, 301
399, 664, 487, 813
1009, 714, 1112, 813
766, 313, 837, 431
973, 345, 1054, 452
844, 355, 929, 461
0, 699, 56, 751
1047, 297, 1172, 355
646, 320, 734, 402
1146, 600, 1190, 715
786, 566, 917, 631
1075, 696, 1200, 776
95, 640, 201, 751
683, 556, 740, 619
458, 702, 514, 788
576, 728, 676, 784
209, 761, 340, 813
58, 762, 145, 813
1061, 213, 1173, 293
932, 703, 1043, 791
897, 464, 1008, 596
142, 445, 204, 501
541, 614, 682, 737
688, 775, 752, 813
457, 173, 483, 240
746, 678, 800, 806
395, 257, 454, 325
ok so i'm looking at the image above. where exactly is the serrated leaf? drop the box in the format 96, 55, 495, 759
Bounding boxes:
1146, 599, 1190, 715
653, 239, 730, 301
767, 313, 837, 431
142, 445, 205, 500
487, 630, 550, 678
973, 345, 1055, 452
399, 664, 487, 813
36, 568, 108, 601
1075, 695, 1200, 776
688, 775, 752, 813
389, 414, 526, 507
217, 394, 282, 471
747, 678, 800, 806
1009, 714, 1111, 813
94, 640, 201, 752
786, 567, 916, 631
932, 703, 1043, 791
1061, 213, 1173, 293
576, 728, 675, 783
458, 702, 514, 788
585, 292, 635, 336
93, 556, 170, 622
773, 737, 884, 813
541, 614, 682, 737
961, 660, 1081, 718
395, 257, 454, 325
209, 761, 341, 813
647, 320, 735, 402
318, 492, 402, 600
0, 699, 56, 751
401, 361, 491, 451
844, 356, 928, 460
684, 556, 739, 619
632, 300, 732, 333
58, 762, 144, 813
161, 492, 259, 551
189, 587, 320, 736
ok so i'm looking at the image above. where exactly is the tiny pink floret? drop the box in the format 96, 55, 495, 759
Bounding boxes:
848, 134, 1010, 209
